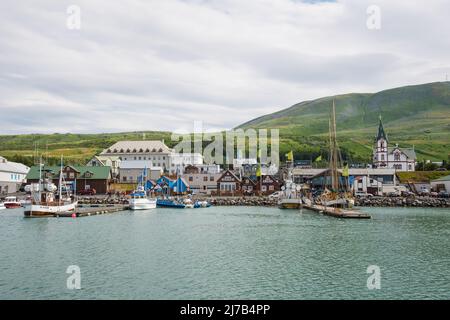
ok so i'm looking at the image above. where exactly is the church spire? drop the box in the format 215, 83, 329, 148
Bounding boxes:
376, 115, 388, 142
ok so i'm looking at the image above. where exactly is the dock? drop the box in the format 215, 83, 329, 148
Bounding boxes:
303, 204, 371, 219
26, 204, 129, 218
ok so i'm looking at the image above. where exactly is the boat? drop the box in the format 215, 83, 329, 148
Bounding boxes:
0, 202, 6, 210
23, 157, 78, 217
317, 100, 355, 209
194, 200, 211, 208
278, 161, 304, 209
129, 188, 157, 210
183, 198, 195, 209
3, 196, 22, 209
156, 199, 186, 209
128, 168, 157, 210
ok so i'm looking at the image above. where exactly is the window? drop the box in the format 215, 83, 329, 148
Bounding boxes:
269, 185, 274, 191
203, 176, 208, 182
394, 153, 400, 161
189, 176, 193, 182
381, 154, 385, 161
69, 172, 75, 179
123, 176, 127, 181
210, 176, 214, 181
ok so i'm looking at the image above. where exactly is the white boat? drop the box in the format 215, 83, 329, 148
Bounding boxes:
129, 192, 157, 210
23, 156, 78, 217
3, 196, 22, 209
0, 202, 6, 210
183, 198, 194, 209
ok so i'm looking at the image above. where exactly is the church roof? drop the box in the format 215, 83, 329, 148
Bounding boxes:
388, 147, 417, 160
376, 117, 388, 142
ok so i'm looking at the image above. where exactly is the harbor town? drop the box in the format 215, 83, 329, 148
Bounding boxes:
1, 114, 449, 216
1, 1, 450, 303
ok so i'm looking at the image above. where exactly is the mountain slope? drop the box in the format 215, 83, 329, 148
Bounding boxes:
237, 82, 450, 162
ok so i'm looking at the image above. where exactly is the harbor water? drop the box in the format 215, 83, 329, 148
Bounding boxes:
0, 206, 449, 299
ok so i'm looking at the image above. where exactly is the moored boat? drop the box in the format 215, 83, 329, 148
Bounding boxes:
129, 190, 157, 210
4, 196, 22, 209
23, 157, 78, 217
0, 202, 6, 210
156, 199, 186, 208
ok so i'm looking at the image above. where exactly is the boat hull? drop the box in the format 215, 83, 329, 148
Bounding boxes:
129, 198, 157, 210
278, 198, 303, 209
156, 200, 186, 208
24, 201, 78, 217
5, 203, 22, 209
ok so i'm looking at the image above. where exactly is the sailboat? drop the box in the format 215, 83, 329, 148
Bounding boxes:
319, 100, 355, 208
128, 168, 157, 210
23, 157, 78, 217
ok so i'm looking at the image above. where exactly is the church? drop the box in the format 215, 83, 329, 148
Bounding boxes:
373, 117, 417, 172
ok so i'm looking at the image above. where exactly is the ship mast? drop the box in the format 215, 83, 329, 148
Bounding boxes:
330, 100, 339, 191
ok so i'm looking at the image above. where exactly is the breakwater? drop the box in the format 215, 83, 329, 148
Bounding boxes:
75, 195, 450, 208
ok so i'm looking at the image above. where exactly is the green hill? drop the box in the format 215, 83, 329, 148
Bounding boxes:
237, 81, 450, 162
1, 82, 448, 166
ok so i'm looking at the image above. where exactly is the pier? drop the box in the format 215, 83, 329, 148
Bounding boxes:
26, 204, 129, 218
303, 204, 371, 219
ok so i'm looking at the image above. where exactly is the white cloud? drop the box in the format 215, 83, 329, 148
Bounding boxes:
0, 0, 449, 134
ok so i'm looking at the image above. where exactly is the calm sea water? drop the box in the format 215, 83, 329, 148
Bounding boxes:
0, 206, 449, 300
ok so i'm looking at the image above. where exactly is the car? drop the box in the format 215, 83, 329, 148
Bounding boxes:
401, 191, 415, 197
436, 168, 447, 171
430, 192, 438, 197
438, 191, 449, 198
354, 192, 373, 198
268, 191, 282, 198
79, 189, 96, 196
387, 192, 400, 197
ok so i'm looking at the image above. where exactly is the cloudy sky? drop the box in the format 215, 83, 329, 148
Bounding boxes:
0, 0, 449, 134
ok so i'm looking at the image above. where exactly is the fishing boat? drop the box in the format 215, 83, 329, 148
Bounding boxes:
278, 153, 305, 209
3, 196, 22, 209
317, 100, 354, 209
24, 157, 78, 217
129, 186, 157, 210
156, 198, 186, 209
128, 167, 157, 210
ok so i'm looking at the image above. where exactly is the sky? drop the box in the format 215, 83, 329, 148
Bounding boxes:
0, 0, 449, 134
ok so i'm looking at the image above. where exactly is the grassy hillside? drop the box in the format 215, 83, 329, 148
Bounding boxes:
1, 82, 448, 166
0, 131, 172, 166
238, 82, 450, 162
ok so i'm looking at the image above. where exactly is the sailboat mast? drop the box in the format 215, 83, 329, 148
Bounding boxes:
331, 100, 339, 191
59, 155, 63, 206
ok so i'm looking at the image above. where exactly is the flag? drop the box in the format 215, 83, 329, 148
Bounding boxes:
285, 150, 293, 162
342, 163, 349, 177
256, 164, 262, 177
314, 155, 322, 162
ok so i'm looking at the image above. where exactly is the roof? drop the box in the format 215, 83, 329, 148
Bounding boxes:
0, 156, 30, 174
26, 165, 111, 180
432, 174, 450, 182
376, 117, 388, 142
388, 147, 417, 160
294, 168, 396, 177
101, 140, 172, 154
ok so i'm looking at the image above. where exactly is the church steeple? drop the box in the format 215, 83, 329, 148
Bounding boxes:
376, 115, 388, 143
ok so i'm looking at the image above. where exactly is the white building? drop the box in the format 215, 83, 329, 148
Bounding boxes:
87, 155, 121, 179
431, 175, 450, 192
373, 118, 416, 172
119, 161, 163, 183
233, 158, 257, 169
0, 156, 30, 194
168, 153, 203, 174
100, 140, 172, 171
